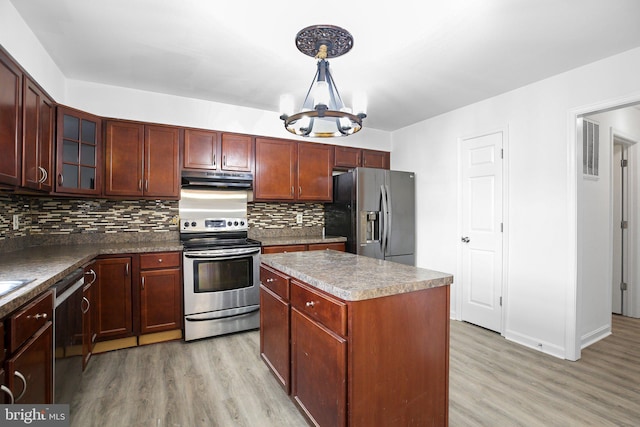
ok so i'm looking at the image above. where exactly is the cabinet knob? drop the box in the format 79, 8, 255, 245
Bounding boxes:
158, 258, 163, 263
305, 301, 315, 308
266, 278, 274, 283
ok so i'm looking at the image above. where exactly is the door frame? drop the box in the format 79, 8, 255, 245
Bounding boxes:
456, 126, 509, 334
610, 128, 638, 317
567, 91, 640, 361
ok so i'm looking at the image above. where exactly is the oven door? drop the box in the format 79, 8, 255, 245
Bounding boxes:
183, 246, 260, 316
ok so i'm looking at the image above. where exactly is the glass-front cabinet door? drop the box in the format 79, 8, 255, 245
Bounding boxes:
55, 106, 102, 196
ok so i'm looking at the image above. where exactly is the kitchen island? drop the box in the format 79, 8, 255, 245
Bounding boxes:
260, 250, 453, 427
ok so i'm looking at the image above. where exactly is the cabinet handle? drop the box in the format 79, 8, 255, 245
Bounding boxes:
138, 180, 142, 191
14, 371, 27, 402
57, 173, 63, 186
126, 263, 129, 276
266, 278, 274, 283
26, 313, 48, 320
141, 277, 145, 290
299, 186, 302, 196
213, 154, 216, 168
38, 167, 47, 183
0, 385, 14, 404
81, 296, 90, 314
145, 179, 149, 191
305, 301, 315, 308
223, 155, 226, 167
291, 186, 294, 196
85, 269, 97, 285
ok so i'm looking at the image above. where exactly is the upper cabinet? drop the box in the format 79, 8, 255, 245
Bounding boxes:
55, 106, 102, 196
0, 49, 22, 187
334, 146, 390, 170
105, 121, 180, 199
22, 78, 54, 192
255, 138, 297, 201
254, 138, 333, 202
183, 129, 253, 172
297, 142, 333, 201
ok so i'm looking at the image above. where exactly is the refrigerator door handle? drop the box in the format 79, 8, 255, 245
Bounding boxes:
381, 184, 389, 255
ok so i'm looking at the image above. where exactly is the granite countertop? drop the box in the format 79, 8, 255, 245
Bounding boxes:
0, 241, 183, 318
261, 250, 453, 301
257, 235, 346, 247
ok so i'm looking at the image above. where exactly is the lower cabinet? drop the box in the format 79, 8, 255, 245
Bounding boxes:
259, 280, 290, 393
3, 291, 54, 404
291, 307, 347, 427
94, 251, 183, 343
139, 252, 182, 334
260, 263, 450, 426
94, 256, 134, 340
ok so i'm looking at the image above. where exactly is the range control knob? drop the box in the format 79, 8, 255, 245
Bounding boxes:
227, 221, 232, 226
240, 221, 245, 226
183, 222, 189, 227
191, 221, 197, 227
234, 221, 239, 226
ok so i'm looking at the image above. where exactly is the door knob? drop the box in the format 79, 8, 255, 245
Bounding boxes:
461, 236, 470, 243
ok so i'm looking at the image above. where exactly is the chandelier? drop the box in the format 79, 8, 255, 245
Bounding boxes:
279, 25, 367, 138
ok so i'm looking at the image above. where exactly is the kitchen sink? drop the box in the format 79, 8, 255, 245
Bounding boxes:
0, 279, 35, 297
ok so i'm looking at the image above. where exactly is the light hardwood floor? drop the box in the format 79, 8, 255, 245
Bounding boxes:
70, 315, 640, 426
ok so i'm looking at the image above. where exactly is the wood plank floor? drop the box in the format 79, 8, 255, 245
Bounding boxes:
70, 315, 640, 426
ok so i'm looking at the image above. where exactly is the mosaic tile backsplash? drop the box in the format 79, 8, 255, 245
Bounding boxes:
1, 195, 325, 249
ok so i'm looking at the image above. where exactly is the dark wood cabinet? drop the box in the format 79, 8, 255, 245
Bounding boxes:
0, 48, 22, 187
291, 307, 347, 427
105, 121, 180, 198
261, 263, 450, 426
183, 130, 253, 172
334, 146, 390, 170
94, 256, 134, 340
297, 142, 333, 201
334, 146, 361, 169
139, 252, 182, 335
255, 138, 333, 202
82, 264, 97, 370
4, 291, 54, 404
260, 266, 291, 392
307, 242, 345, 252
22, 77, 54, 192
56, 106, 102, 196
255, 137, 297, 201
221, 133, 253, 172
361, 149, 390, 169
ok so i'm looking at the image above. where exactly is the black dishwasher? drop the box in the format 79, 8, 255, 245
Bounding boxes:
50, 268, 84, 404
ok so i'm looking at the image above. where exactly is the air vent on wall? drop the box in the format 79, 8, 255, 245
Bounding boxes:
583, 119, 599, 178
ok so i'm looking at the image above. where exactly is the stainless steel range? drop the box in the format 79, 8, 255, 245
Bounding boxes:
179, 171, 261, 341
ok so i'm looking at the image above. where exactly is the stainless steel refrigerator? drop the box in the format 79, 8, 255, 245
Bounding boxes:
326, 167, 415, 265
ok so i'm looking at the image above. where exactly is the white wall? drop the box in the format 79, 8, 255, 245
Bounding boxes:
391, 47, 640, 359
0, 0, 65, 100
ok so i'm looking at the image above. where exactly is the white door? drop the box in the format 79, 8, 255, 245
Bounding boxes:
461, 131, 504, 332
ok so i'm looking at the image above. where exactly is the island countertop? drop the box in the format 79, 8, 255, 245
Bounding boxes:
260, 250, 453, 301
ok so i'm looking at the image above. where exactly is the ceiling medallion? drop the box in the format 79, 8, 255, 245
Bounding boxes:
279, 25, 366, 138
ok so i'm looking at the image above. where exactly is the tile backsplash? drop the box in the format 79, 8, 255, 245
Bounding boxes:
1, 194, 325, 250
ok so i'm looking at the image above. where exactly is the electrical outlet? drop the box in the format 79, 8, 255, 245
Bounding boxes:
296, 213, 303, 224
170, 215, 179, 225
13, 214, 19, 230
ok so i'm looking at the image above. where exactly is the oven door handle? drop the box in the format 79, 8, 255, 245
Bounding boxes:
185, 305, 260, 322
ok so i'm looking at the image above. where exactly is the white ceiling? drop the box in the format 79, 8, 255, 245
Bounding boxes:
10, 0, 640, 132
